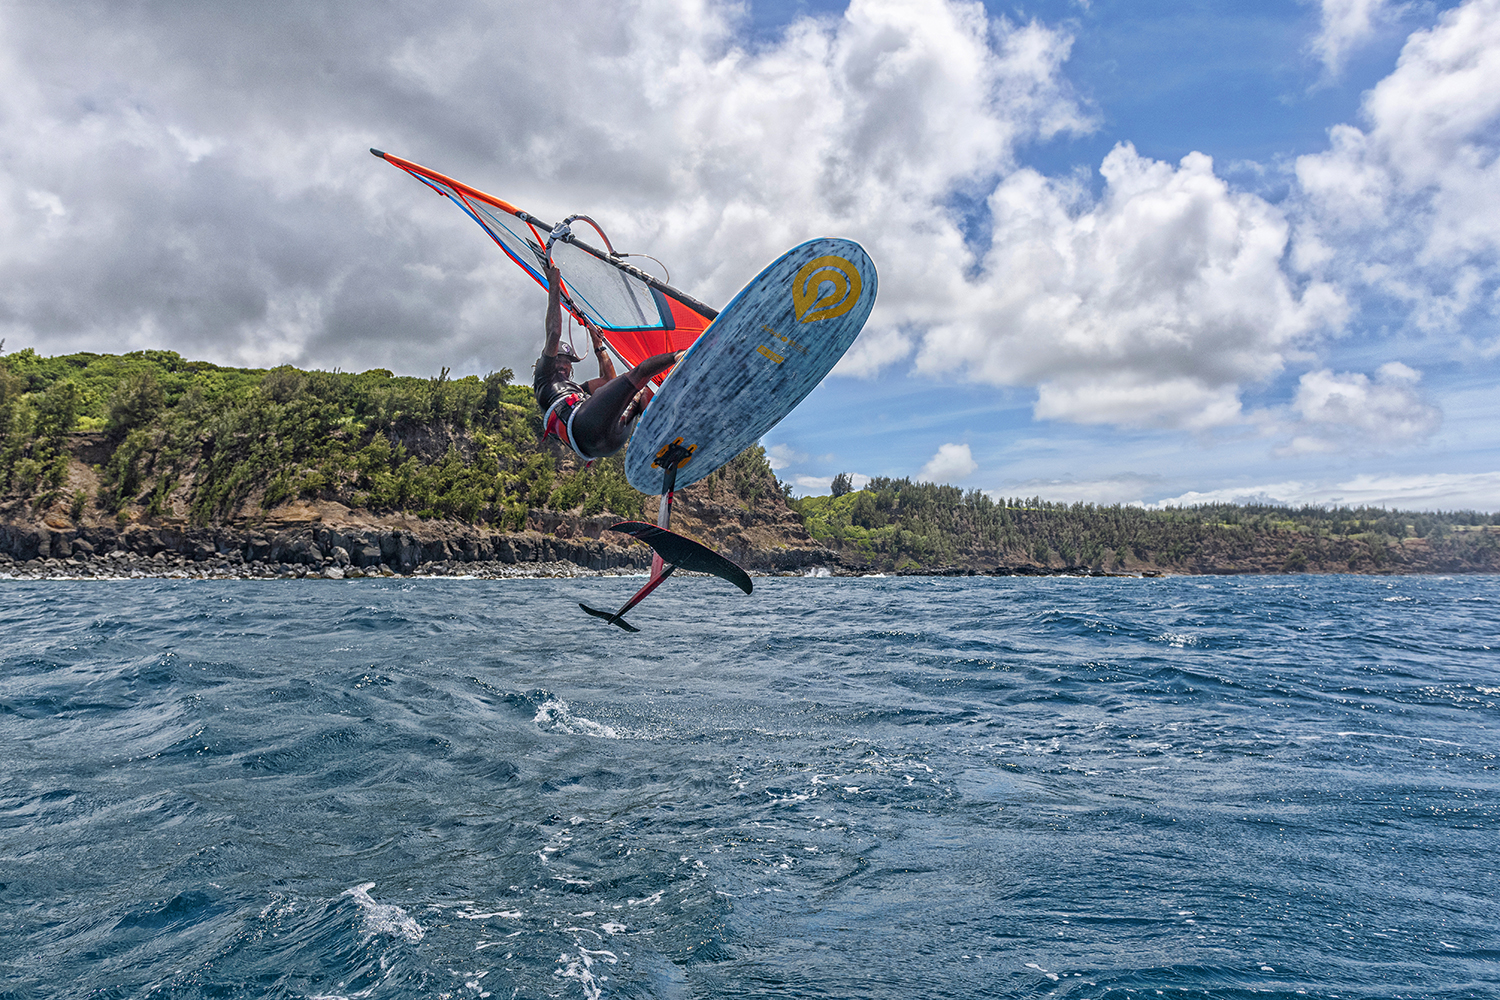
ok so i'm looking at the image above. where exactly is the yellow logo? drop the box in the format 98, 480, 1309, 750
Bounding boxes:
792, 255, 862, 324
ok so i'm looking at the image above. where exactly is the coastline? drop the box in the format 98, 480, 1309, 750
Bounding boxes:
0, 549, 1156, 582
13, 548, 1492, 581
3, 499, 1495, 583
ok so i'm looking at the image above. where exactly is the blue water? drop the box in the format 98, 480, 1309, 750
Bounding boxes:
2, 575, 1497, 999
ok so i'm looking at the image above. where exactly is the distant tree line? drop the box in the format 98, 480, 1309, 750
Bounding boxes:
792, 476, 1499, 573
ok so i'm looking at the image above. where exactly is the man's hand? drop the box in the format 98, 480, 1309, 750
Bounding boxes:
587, 321, 617, 381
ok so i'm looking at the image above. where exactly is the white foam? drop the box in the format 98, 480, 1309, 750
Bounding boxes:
1155, 632, 1200, 647
1025, 962, 1059, 980
343, 883, 424, 943
1334, 731, 1463, 747
554, 947, 618, 1000
533, 698, 620, 739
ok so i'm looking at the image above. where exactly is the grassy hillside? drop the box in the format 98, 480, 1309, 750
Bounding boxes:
0, 348, 656, 528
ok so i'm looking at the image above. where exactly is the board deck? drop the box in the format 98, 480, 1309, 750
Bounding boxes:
625, 238, 877, 495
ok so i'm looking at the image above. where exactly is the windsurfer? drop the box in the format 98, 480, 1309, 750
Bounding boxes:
533, 264, 683, 460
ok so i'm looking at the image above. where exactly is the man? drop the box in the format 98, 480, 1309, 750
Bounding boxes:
533, 264, 683, 459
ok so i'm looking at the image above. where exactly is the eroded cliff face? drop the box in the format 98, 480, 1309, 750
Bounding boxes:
0, 412, 840, 576
0, 463, 839, 577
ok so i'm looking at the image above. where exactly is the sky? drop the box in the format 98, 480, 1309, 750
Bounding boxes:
1, 0, 1497, 510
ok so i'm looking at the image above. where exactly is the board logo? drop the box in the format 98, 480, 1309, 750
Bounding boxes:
793, 256, 862, 324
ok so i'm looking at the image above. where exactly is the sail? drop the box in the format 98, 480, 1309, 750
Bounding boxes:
371, 150, 716, 372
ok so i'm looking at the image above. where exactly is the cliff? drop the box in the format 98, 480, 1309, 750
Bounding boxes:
0, 348, 833, 577
0, 450, 835, 579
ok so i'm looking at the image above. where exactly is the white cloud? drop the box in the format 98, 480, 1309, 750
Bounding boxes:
0, 0, 1092, 381
917, 144, 1346, 429
764, 443, 807, 472
1034, 373, 1245, 431
0, 0, 1480, 467
1279, 361, 1441, 454
986, 468, 1500, 511
1308, 0, 1400, 76
794, 472, 870, 495
24, 190, 65, 217
1153, 471, 1500, 511
919, 442, 977, 483
1294, 0, 1500, 341
988, 473, 1163, 505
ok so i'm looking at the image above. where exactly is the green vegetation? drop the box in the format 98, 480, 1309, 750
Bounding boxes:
0, 348, 647, 526
697, 444, 788, 511
3, 348, 1495, 575
792, 477, 1499, 573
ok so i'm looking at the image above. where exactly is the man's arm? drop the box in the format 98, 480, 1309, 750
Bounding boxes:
588, 322, 616, 381
543, 264, 563, 358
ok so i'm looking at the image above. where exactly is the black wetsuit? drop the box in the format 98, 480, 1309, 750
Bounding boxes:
533, 354, 585, 420
533, 353, 656, 460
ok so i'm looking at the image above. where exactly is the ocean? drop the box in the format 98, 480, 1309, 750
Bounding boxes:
1, 574, 1496, 999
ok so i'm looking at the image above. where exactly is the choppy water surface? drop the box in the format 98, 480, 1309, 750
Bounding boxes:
2, 574, 1497, 999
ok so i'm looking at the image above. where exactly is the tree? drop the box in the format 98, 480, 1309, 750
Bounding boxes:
830, 472, 853, 497
106, 368, 164, 438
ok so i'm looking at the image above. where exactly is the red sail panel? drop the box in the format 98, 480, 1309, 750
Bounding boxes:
372, 150, 715, 377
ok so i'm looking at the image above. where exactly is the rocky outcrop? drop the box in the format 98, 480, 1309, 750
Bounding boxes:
0, 513, 644, 578
0, 484, 841, 579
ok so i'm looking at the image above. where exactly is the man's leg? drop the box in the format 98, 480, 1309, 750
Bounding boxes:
620, 384, 653, 425
569, 351, 683, 457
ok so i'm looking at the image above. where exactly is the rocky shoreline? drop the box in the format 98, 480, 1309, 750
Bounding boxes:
0, 492, 844, 582
7, 495, 1485, 583
0, 553, 636, 581
0, 554, 1166, 582
0, 519, 1172, 582
0, 509, 1171, 582
0, 529, 1166, 582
